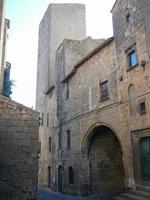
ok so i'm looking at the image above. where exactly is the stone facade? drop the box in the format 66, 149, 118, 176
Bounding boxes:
36, 4, 87, 187
36, 0, 150, 197
0, 95, 39, 200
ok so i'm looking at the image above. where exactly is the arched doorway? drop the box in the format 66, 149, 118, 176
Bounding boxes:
86, 125, 125, 194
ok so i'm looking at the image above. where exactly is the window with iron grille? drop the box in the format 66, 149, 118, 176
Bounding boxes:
100, 80, 109, 101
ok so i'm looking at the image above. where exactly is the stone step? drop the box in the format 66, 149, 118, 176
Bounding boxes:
130, 189, 150, 198
136, 185, 150, 193
120, 192, 149, 200
113, 196, 126, 200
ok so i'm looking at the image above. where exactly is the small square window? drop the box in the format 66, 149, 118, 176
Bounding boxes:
100, 80, 109, 101
126, 14, 132, 23
128, 50, 138, 68
139, 102, 146, 115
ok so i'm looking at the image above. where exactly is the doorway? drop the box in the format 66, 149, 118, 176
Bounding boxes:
88, 125, 125, 194
140, 137, 150, 182
58, 165, 63, 192
48, 166, 51, 188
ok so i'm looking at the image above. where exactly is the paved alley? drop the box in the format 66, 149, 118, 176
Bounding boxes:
37, 187, 112, 200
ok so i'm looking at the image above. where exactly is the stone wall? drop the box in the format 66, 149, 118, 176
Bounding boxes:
0, 95, 39, 200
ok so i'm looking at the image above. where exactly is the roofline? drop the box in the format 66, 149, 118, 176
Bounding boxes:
62, 36, 114, 83
110, 0, 118, 13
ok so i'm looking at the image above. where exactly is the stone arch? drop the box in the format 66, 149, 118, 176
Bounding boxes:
81, 122, 122, 156
81, 122, 125, 194
128, 84, 137, 116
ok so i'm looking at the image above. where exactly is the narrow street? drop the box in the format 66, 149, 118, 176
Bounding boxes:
37, 187, 112, 200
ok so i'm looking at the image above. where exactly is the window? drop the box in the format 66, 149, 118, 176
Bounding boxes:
126, 13, 132, 23
58, 133, 62, 149
67, 130, 71, 149
139, 102, 146, 115
66, 82, 69, 100
47, 113, 49, 127
40, 113, 44, 126
49, 137, 51, 152
100, 80, 109, 101
48, 166, 51, 188
68, 166, 74, 184
128, 50, 138, 68
38, 142, 41, 154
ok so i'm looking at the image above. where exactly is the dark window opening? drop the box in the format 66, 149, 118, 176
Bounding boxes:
58, 134, 62, 149
38, 142, 41, 154
67, 130, 71, 149
126, 14, 132, 23
66, 82, 69, 100
139, 102, 146, 115
49, 137, 51, 152
128, 50, 138, 68
47, 113, 49, 127
100, 80, 109, 101
40, 113, 44, 126
68, 166, 74, 184
48, 166, 51, 188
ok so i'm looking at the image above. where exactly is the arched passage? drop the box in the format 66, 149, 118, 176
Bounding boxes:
82, 124, 125, 194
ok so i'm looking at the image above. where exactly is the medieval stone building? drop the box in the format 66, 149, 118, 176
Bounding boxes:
0, 1, 39, 199
36, 0, 150, 198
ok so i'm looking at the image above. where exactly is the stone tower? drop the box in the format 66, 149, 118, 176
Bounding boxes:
36, 4, 86, 187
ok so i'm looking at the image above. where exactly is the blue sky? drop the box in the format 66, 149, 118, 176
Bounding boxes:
6, 0, 115, 108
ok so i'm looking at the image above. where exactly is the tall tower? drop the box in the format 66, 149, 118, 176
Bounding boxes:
36, 4, 86, 187
36, 4, 86, 111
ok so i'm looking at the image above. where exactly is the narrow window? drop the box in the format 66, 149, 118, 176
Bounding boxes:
128, 50, 138, 68
68, 166, 74, 184
67, 130, 71, 149
38, 142, 41, 154
66, 82, 69, 100
58, 133, 62, 149
48, 166, 51, 188
126, 13, 132, 23
49, 137, 51, 152
47, 113, 49, 127
100, 80, 109, 101
40, 113, 44, 126
139, 102, 146, 115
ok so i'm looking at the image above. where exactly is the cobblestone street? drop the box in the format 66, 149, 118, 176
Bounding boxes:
37, 188, 112, 200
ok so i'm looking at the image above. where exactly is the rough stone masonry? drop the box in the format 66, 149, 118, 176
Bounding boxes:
0, 95, 39, 200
